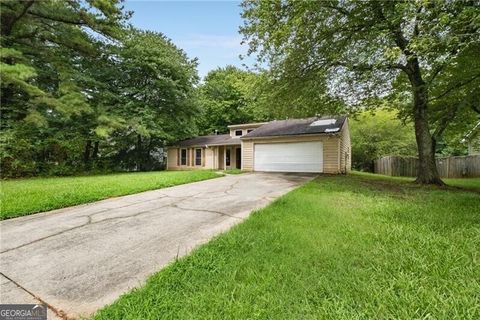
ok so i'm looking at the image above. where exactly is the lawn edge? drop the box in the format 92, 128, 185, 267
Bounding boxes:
1, 172, 224, 221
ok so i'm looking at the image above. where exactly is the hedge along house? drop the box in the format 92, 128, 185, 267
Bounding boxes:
167, 116, 351, 174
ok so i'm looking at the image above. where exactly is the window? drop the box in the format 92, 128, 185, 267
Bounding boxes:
180, 149, 187, 166
195, 148, 202, 166
235, 130, 243, 136
247, 129, 253, 133
226, 149, 231, 166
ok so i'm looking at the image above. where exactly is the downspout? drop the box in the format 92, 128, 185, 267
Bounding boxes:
337, 136, 341, 174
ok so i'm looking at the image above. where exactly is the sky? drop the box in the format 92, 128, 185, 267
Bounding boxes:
123, 0, 254, 78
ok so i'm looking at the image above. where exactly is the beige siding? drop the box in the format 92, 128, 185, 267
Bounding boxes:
204, 148, 214, 168
339, 119, 352, 173
241, 140, 254, 171
323, 137, 341, 173
167, 147, 216, 170
241, 135, 341, 174
167, 148, 178, 169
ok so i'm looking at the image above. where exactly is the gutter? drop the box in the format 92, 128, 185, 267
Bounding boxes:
168, 142, 241, 148
240, 132, 342, 141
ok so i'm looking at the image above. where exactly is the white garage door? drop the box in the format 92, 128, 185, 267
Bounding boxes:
254, 141, 323, 173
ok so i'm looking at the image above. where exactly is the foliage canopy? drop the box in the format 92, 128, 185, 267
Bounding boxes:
196, 66, 269, 135
350, 110, 417, 171
241, 0, 480, 184
0, 0, 199, 177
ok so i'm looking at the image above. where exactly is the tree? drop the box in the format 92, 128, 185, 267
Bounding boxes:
350, 109, 417, 171
196, 66, 267, 135
0, 2, 200, 176
90, 29, 200, 171
1, 0, 128, 124
1, 0, 129, 176
241, 0, 480, 184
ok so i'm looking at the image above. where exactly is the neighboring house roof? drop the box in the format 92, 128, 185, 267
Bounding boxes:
175, 134, 241, 147
242, 116, 347, 139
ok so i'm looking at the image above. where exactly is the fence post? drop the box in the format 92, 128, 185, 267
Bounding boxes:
446, 157, 450, 178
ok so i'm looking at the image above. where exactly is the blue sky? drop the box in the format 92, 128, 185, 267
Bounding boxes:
124, 1, 254, 78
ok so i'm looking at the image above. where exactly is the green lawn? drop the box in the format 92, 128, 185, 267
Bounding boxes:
222, 168, 245, 175
445, 177, 480, 190
93, 172, 480, 320
353, 170, 480, 190
0, 171, 221, 220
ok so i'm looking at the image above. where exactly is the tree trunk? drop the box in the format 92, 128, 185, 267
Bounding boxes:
84, 139, 92, 168
136, 135, 143, 171
412, 84, 444, 185
92, 141, 99, 159
386, 12, 445, 186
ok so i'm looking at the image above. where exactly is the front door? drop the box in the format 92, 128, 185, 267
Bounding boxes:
236, 147, 241, 169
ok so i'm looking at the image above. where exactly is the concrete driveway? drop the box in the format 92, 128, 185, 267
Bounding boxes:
0, 172, 313, 319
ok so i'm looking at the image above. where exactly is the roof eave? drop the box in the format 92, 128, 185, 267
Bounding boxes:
241, 132, 342, 140
227, 122, 268, 129
169, 142, 242, 148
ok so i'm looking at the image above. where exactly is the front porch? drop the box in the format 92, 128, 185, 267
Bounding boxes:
166, 142, 241, 171
211, 144, 242, 170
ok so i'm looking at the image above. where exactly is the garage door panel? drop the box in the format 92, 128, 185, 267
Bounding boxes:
254, 141, 323, 173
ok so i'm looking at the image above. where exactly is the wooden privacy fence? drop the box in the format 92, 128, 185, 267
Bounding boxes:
374, 155, 480, 178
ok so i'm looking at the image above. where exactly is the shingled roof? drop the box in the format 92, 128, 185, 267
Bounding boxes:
242, 116, 346, 139
173, 116, 346, 147
175, 134, 241, 147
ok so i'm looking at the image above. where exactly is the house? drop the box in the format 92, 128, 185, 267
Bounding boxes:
468, 138, 480, 155
167, 116, 351, 173
463, 121, 480, 155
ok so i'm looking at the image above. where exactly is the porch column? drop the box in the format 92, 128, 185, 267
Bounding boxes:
224, 146, 227, 169
213, 147, 217, 169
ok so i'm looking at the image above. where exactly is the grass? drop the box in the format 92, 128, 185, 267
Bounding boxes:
354, 170, 480, 190
222, 168, 245, 174
445, 177, 480, 189
0, 171, 221, 220
93, 172, 480, 320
